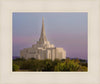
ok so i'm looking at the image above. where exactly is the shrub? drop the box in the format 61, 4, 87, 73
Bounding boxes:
13, 64, 20, 71
66, 60, 80, 71
54, 62, 67, 71
42, 59, 53, 71
78, 66, 87, 71
13, 58, 88, 71
55, 60, 80, 71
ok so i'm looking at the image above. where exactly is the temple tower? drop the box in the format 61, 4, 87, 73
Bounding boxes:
39, 17, 47, 44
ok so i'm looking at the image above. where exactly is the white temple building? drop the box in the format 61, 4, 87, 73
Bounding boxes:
20, 17, 66, 60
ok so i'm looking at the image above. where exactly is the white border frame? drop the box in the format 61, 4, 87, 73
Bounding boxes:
0, 0, 100, 84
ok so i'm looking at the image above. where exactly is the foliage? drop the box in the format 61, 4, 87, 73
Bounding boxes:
13, 64, 20, 71
65, 60, 80, 71
78, 66, 87, 71
13, 58, 87, 71
55, 62, 67, 71
55, 59, 80, 71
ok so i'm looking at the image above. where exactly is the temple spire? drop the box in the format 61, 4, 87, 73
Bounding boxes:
39, 17, 47, 43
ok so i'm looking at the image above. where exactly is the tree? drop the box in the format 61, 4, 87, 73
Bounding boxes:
74, 58, 80, 64
13, 64, 20, 71
55, 60, 80, 71
54, 62, 67, 71
13, 57, 87, 71
78, 66, 87, 71
66, 60, 80, 71
42, 59, 53, 71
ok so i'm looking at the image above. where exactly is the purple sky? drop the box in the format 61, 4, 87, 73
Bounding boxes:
13, 12, 88, 60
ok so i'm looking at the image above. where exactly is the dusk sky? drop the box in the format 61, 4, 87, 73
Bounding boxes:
13, 12, 87, 60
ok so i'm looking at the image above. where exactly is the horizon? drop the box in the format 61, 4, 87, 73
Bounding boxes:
13, 12, 88, 60
13, 56, 87, 60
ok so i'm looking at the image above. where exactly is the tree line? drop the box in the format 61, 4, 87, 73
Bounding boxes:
13, 58, 87, 71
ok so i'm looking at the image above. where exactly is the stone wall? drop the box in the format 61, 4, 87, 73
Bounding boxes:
20, 46, 66, 60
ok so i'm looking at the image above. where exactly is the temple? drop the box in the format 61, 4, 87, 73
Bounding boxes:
20, 17, 66, 60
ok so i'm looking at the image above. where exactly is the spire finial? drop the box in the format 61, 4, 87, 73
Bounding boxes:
42, 16, 44, 21
39, 17, 47, 44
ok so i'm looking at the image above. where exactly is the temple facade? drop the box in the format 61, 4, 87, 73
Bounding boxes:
20, 17, 66, 60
